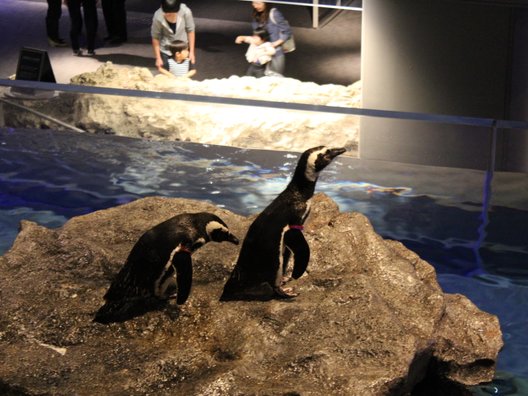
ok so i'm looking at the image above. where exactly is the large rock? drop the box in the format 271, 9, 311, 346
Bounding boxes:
5, 63, 360, 155
0, 194, 502, 395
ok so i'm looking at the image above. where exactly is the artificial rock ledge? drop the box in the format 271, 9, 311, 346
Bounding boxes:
5, 63, 360, 156
0, 194, 502, 395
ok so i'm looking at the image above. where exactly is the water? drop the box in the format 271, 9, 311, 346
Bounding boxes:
1, 127, 527, 394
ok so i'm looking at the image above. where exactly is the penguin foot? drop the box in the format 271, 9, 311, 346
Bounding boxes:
94, 297, 167, 324
274, 287, 298, 299
220, 283, 299, 301
220, 282, 275, 301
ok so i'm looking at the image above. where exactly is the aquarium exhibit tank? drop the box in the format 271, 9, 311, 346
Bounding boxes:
1, 79, 527, 395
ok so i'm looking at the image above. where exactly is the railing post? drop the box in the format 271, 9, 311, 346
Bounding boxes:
313, 0, 319, 28
489, 120, 498, 173
0, 100, 4, 127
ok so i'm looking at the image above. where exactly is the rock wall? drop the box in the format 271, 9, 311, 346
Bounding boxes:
0, 194, 502, 395
4, 63, 360, 155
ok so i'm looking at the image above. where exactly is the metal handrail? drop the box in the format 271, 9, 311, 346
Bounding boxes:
238, 0, 362, 11
4, 78, 526, 130
0, 97, 85, 133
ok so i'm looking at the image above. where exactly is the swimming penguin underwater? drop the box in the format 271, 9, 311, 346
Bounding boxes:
220, 146, 346, 301
94, 212, 239, 323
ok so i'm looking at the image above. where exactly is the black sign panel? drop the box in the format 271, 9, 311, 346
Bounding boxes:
15, 47, 56, 83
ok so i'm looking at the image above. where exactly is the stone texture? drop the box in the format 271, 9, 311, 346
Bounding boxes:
4, 63, 360, 155
0, 194, 502, 395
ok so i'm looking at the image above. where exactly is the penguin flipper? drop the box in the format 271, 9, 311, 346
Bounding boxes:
282, 248, 292, 277
173, 251, 193, 305
284, 228, 310, 279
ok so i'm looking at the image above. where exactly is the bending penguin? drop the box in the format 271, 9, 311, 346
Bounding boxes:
94, 212, 239, 323
220, 146, 346, 301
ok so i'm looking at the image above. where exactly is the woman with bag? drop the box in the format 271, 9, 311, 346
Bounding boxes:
250, 1, 294, 76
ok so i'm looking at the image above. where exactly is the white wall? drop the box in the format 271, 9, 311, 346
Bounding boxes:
360, 0, 528, 171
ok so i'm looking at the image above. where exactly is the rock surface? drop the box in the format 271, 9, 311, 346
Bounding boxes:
0, 194, 502, 395
5, 63, 360, 155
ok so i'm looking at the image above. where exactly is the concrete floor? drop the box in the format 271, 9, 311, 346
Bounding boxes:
0, 0, 361, 85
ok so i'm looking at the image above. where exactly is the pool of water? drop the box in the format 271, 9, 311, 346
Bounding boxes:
1, 127, 527, 393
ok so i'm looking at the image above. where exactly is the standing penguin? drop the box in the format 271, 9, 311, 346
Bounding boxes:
220, 146, 346, 301
95, 212, 239, 323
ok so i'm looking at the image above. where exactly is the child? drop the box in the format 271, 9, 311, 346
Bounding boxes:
158, 40, 196, 79
235, 28, 276, 78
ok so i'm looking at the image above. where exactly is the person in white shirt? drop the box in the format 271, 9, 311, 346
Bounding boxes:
235, 28, 276, 78
157, 40, 196, 78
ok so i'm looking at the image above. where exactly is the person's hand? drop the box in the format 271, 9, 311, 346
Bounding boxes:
272, 39, 284, 48
189, 52, 196, 64
235, 36, 245, 44
155, 57, 164, 69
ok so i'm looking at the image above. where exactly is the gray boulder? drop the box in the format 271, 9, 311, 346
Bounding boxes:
0, 194, 502, 395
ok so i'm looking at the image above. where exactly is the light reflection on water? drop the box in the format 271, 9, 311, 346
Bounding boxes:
1, 128, 528, 390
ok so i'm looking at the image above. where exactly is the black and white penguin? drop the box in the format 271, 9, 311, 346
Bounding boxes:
220, 146, 346, 301
94, 212, 239, 323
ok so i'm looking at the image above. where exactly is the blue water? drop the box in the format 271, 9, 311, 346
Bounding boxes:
1, 127, 527, 393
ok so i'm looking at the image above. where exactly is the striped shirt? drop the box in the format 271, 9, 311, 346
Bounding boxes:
168, 58, 191, 77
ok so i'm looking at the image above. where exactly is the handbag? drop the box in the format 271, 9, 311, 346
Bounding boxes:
269, 8, 296, 53
281, 35, 296, 53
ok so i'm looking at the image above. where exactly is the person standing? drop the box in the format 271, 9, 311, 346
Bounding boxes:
151, 0, 195, 72
66, 0, 98, 56
235, 28, 276, 78
250, 1, 292, 76
46, 0, 67, 47
102, 0, 127, 44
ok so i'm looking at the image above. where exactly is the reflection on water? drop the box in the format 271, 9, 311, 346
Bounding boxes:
1, 128, 527, 389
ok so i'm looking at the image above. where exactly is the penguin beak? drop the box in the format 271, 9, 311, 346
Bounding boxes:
328, 147, 347, 159
227, 233, 240, 245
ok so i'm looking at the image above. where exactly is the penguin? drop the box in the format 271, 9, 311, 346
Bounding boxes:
94, 212, 239, 323
220, 146, 346, 301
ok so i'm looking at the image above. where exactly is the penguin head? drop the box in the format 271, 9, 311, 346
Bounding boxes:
205, 217, 240, 245
298, 146, 347, 182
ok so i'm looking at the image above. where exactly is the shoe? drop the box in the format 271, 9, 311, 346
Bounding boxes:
86, 50, 96, 56
73, 49, 83, 56
48, 37, 68, 47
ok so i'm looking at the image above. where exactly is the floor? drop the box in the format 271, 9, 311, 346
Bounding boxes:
0, 0, 361, 85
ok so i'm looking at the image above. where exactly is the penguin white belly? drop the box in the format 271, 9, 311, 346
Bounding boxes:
302, 199, 312, 222
154, 246, 180, 298
276, 225, 290, 287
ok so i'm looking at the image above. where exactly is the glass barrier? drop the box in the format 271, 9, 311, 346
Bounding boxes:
1, 79, 528, 386
0, 79, 361, 156
1, 78, 525, 276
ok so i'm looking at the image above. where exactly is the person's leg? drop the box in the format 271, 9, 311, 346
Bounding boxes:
67, 0, 82, 52
254, 64, 266, 78
245, 63, 257, 77
269, 53, 285, 76
101, 0, 114, 39
115, 0, 127, 41
46, 0, 63, 42
83, 0, 98, 52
